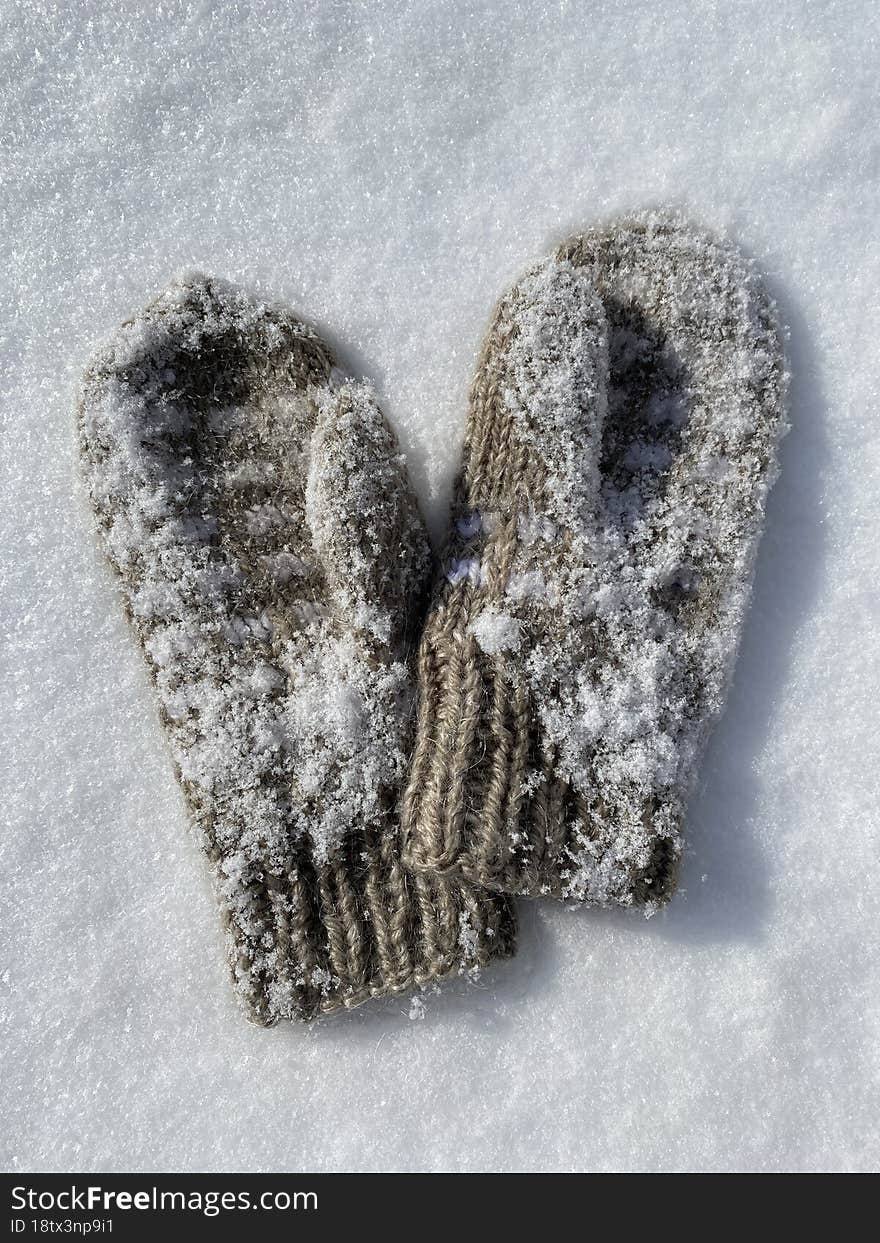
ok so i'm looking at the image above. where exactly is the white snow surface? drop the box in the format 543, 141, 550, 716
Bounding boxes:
2, 0, 879, 1172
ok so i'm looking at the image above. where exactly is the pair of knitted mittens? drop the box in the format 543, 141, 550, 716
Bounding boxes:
78, 276, 515, 1025
78, 209, 786, 1023
402, 210, 788, 906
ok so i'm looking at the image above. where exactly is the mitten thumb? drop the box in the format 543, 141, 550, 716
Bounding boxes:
461, 256, 609, 534
305, 382, 431, 652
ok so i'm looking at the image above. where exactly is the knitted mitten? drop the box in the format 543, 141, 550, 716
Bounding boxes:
402, 210, 788, 905
77, 273, 515, 1023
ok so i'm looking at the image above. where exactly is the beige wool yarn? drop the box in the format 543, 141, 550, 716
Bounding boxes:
77, 273, 516, 1024
402, 210, 788, 906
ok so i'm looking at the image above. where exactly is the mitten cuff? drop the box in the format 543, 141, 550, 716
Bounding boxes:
225, 833, 516, 1024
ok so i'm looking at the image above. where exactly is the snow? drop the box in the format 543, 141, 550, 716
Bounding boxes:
2, 0, 879, 1172
470, 607, 523, 655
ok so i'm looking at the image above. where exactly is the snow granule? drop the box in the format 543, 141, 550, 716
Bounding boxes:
469, 607, 522, 655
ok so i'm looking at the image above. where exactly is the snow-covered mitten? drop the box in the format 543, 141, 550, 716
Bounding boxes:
77, 273, 515, 1023
402, 210, 788, 905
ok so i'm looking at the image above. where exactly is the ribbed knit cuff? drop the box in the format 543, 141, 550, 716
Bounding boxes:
222, 831, 516, 1024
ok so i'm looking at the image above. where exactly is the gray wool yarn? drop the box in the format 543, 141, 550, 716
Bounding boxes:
77, 273, 516, 1024
402, 210, 789, 906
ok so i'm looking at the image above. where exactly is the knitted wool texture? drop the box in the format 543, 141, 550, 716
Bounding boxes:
402, 210, 789, 904
77, 273, 515, 1024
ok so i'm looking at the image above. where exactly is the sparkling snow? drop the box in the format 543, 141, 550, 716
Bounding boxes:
2, 0, 878, 1172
